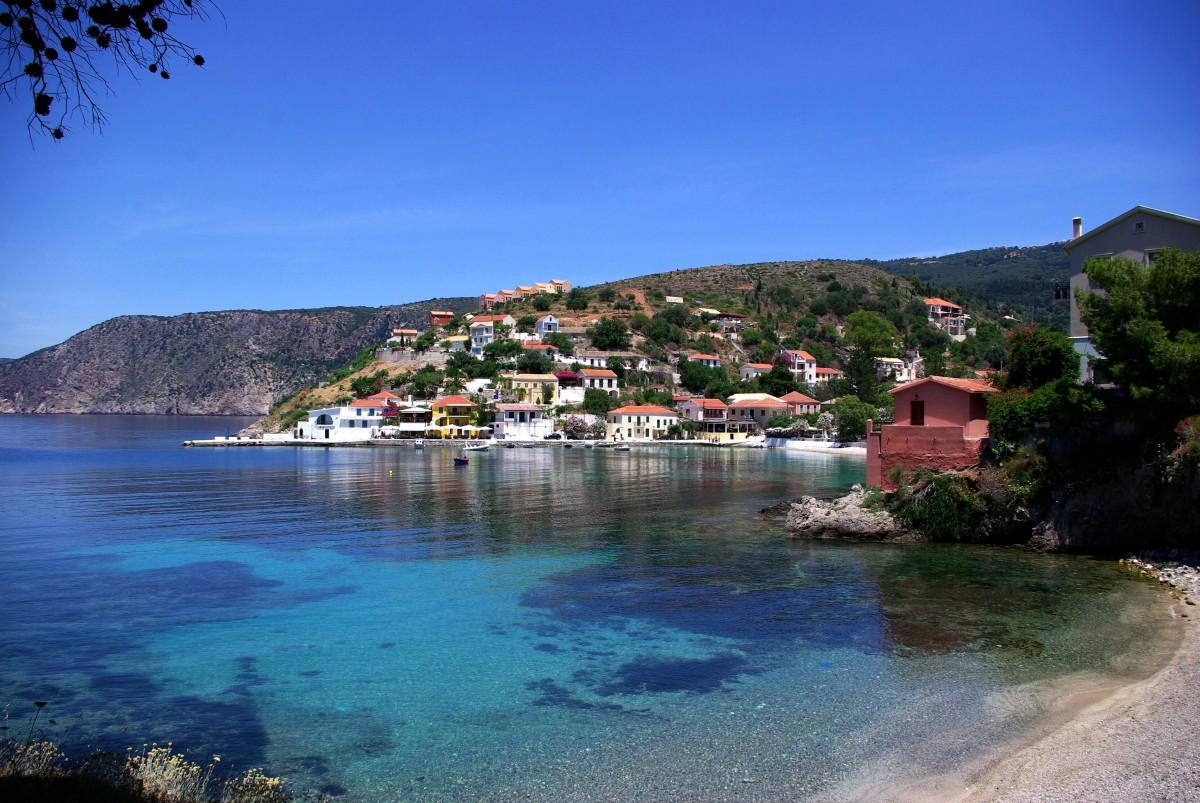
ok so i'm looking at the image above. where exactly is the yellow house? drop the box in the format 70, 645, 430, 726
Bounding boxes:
502, 373, 559, 405
429, 395, 478, 438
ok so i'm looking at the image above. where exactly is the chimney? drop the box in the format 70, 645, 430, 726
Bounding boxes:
1072, 216, 1083, 240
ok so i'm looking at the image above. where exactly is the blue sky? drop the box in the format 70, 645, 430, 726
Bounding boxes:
2, 1, 1198, 357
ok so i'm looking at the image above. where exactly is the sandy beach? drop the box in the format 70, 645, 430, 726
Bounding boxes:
957, 605, 1198, 802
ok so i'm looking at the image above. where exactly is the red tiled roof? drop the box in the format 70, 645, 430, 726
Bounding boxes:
580, 368, 618, 378
430, 310, 455, 316
924, 297, 962, 309
683, 398, 728, 410
815, 367, 844, 376
349, 399, 386, 408
522, 342, 556, 350
746, 362, 773, 370
470, 314, 512, 324
368, 391, 401, 400
780, 391, 819, 404
688, 353, 721, 361
608, 405, 678, 417
729, 398, 787, 409
889, 376, 998, 395
434, 395, 476, 407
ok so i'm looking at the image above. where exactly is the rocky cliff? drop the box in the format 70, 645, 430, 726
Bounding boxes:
0, 299, 474, 415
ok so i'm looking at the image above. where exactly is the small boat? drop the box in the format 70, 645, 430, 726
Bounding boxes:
522, 443, 536, 449
414, 439, 425, 450
563, 443, 574, 449
595, 441, 614, 448
463, 442, 489, 452
453, 456, 469, 466
504, 443, 516, 449
614, 444, 631, 452
584, 443, 594, 449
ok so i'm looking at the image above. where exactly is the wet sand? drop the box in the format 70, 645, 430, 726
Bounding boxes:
954, 600, 1199, 802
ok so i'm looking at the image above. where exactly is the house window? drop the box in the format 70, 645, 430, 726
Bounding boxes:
1133, 220, 1144, 235
911, 400, 925, 426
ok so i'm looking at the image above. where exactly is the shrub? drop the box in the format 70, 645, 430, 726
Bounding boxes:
889, 472, 986, 542
1004, 326, 1078, 389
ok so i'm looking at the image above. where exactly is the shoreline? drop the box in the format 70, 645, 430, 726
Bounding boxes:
182, 436, 867, 454
851, 574, 1198, 802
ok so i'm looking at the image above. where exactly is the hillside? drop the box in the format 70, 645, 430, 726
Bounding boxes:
0, 298, 475, 415
871, 242, 1070, 327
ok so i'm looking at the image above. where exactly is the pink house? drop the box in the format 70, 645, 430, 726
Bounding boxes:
867, 376, 998, 491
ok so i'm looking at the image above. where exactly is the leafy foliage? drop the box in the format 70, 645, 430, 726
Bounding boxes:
582, 387, 617, 415
1003, 326, 1077, 389
1080, 248, 1200, 410
588, 318, 630, 350
833, 395, 873, 441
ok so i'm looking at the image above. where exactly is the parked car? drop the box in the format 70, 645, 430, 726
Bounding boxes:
544, 432, 562, 440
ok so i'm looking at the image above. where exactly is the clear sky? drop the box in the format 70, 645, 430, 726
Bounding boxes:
2, 1, 1197, 357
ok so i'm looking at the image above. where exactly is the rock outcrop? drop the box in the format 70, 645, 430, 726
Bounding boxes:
0, 298, 474, 415
785, 485, 923, 542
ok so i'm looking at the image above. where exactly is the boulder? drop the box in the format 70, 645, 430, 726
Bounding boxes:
785, 485, 923, 542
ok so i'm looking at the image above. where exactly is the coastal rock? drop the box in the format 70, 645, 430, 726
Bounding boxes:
785, 485, 923, 542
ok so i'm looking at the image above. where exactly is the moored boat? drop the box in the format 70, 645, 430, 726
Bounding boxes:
453, 455, 469, 466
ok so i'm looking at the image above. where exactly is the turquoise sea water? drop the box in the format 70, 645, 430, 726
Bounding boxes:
0, 415, 1174, 800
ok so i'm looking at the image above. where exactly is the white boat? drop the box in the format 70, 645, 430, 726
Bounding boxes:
595, 441, 614, 448
614, 444, 631, 452
413, 439, 425, 450
463, 442, 489, 452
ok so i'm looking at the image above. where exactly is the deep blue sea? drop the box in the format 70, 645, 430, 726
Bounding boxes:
0, 415, 1174, 800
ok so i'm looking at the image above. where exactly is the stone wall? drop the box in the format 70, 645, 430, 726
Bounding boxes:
868, 422, 987, 491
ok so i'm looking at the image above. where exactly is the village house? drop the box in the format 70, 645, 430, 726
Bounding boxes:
491, 403, 554, 440
579, 367, 620, 396
866, 376, 999, 491
468, 313, 517, 356
728, 395, 788, 429
502, 373, 559, 405
924, 297, 968, 341
387, 327, 420, 347
1063, 206, 1200, 383
295, 396, 392, 442
813, 366, 844, 385
380, 400, 432, 438
665, 295, 684, 304
606, 405, 678, 441
777, 349, 817, 385
443, 334, 469, 352
874, 355, 922, 383
570, 351, 650, 372
479, 293, 500, 311
429, 310, 456, 328
739, 362, 773, 381
688, 353, 722, 368
677, 398, 754, 443
780, 391, 820, 416
536, 314, 559, 338
428, 395, 479, 439
521, 341, 559, 357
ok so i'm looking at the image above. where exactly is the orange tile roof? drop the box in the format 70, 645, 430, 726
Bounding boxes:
608, 405, 677, 417
729, 398, 787, 408
683, 398, 728, 409
469, 314, 512, 325
688, 353, 721, 361
747, 362, 773, 370
782, 349, 816, 361
815, 367, 844, 376
522, 342, 556, 350
349, 398, 387, 408
434, 395, 476, 407
368, 391, 401, 400
580, 368, 618, 377
780, 391, 819, 404
889, 376, 998, 395
924, 297, 963, 309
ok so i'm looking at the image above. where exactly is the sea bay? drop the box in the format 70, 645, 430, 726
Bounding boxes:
0, 415, 1175, 800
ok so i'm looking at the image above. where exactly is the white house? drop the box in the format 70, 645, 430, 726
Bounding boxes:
387, 327, 420, 347
778, 349, 817, 385
468, 313, 517, 356
813, 366, 844, 385
606, 405, 678, 441
294, 398, 389, 441
925, 297, 968, 341
874, 356, 918, 383
688, 353, 722, 369
571, 351, 651, 372
579, 367, 619, 396
740, 362, 773, 381
665, 295, 684, 304
536, 314, 559, 338
492, 403, 554, 440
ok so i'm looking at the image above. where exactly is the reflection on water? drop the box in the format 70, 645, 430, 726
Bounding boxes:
0, 415, 1173, 800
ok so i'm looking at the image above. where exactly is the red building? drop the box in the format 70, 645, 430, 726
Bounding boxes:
867, 376, 998, 491
429, 310, 456, 328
